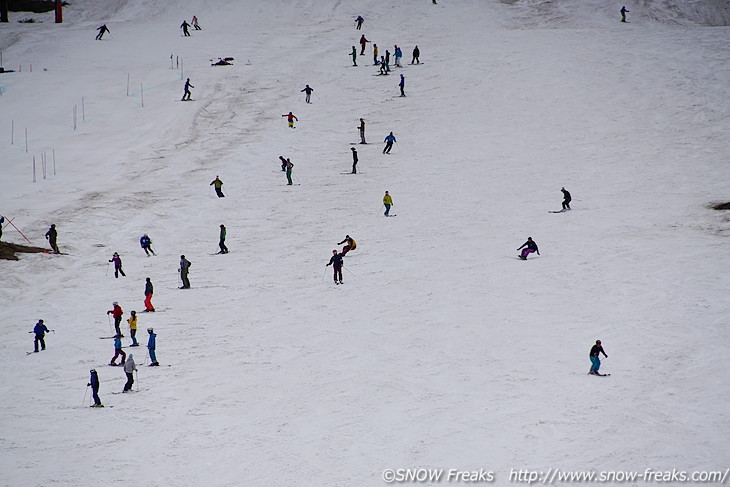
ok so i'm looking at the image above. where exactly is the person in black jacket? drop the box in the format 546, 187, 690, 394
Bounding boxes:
517, 237, 540, 260
588, 340, 608, 375
301, 85, 314, 104
181, 20, 191, 36
179, 255, 191, 288
45, 224, 59, 254
326, 250, 344, 284
95, 24, 110, 40
350, 147, 358, 174
88, 369, 104, 407
561, 187, 572, 210
144, 277, 155, 312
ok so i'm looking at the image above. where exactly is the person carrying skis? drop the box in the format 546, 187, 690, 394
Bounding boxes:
147, 328, 159, 366
355, 15, 364, 30
350, 147, 358, 174
285, 158, 294, 185
88, 369, 103, 407
210, 176, 225, 197
588, 340, 608, 375
192, 15, 201, 30
561, 187, 572, 211
128, 311, 139, 346
279, 155, 288, 172
33, 319, 49, 352
301, 84, 314, 104
620, 6, 629, 22
359, 35, 370, 55
373, 44, 379, 65
109, 252, 126, 278
143, 277, 155, 312
45, 224, 59, 254
95, 24, 110, 40
383, 191, 394, 216
140, 234, 155, 256
182, 78, 194, 101
123, 354, 137, 392
338, 235, 357, 255
394, 45, 402, 67
350, 46, 357, 66
181, 20, 191, 36
383, 132, 396, 154
110, 334, 126, 366
282, 112, 298, 128
179, 255, 191, 289
107, 302, 124, 336
399, 74, 406, 97
411, 45, 420, 64
517, 237, 540, 260
326, 249, 344, 284
358, 118, 366, 144
218, 224, 229, 254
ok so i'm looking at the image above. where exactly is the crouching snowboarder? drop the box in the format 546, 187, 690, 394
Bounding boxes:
517, 237, 540, 260
588, 340, 608, 375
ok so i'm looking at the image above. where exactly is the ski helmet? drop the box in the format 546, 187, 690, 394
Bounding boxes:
131, 311, 136, 315
147, 328, 153, 332
113, 301, 118, 306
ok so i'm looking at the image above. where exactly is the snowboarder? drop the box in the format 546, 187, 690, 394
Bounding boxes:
588, 340, 608, 375
383, 191, 394, 216
411, 46, 420, 64
394, 45, 402, 67
282, 112, 298, 128
210, 176, 225, 197
109, 334, 126, 366
140, 234, 155, 256
350, 46, 357, 66
143, 277, 155, 312
107, 302, 124, 336
32, 319, 49, 352
373, 44, 379, 65
285, 158, 294, 185
88, 369, 103, 407
123, 354, 137, 392
182, 78, 194, 101
561, 187, 572, 210
399, 74, 406, 97
192, 15, 201, 30
338, 235, 357, 255
147, 328, 159, 366
301, 84, 314, 104
355, 15, 364, 30
218, 224, 229, 254
109, 252, 126, 278
326, 249, 344, 284
359, 35, 370, 55
517, 237, 540, 260
181, 20, 191, 36
358, 118, 366, 144
179, 255, 191, 289
128, 311, 139, 347
279, 155, 288, 172
45, 224, 59, 254
383, 132, 396, 154
95, 24, 110, 40
350, 147, 358, 174
620, 6, 629, 22
0, 215, 4, 241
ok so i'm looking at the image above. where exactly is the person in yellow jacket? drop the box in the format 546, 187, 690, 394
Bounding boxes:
338, 235, 357, 255
383, 191, 394, 216
128, 311, 139, 347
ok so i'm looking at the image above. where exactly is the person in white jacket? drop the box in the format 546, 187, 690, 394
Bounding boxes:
123, 354, 137, 392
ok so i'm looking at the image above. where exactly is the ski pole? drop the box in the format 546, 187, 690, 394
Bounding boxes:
343, 266, 356, 276
135, 370, 139, 391
321, 267, 327, 281
107, 314, 113, 335
82, 385, 89, 407
105, 261, 110, 276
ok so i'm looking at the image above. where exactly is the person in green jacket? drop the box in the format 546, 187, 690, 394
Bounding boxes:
285, 159, 294, 185
210, 176, 225, 197
383, 191, 394, 216
218, 224, 229, 254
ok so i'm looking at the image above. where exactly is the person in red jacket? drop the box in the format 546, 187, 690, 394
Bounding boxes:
107, 302, 124, 336
282, 112, 298, 128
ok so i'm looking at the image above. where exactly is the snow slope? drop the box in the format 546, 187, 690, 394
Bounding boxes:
1, 0, 729, 485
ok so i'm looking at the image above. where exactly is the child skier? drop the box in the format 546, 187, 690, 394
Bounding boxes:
128, 311, 139, 346
147, 328, 159, 366
110, 334, 126, 366
88, 369, 103, 407
326, 250, 344, 284
282, 112, 298, 128
517, 237, 540, 260
109, 252, 126, 278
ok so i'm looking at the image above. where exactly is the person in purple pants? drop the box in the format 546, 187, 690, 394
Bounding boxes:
517, 237, 540, 260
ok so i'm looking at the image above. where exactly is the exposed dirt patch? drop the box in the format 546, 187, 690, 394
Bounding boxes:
712, 202, 730, 210
0, 241, 49, 260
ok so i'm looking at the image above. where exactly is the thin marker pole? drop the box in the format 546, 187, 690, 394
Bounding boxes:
140, 83, 144, 107
126, 73, 130, 96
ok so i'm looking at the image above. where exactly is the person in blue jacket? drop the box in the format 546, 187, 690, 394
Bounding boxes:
110, 334, 126, 366
399, 74, 406, 97
88, 369, 104, 407
33, 319, 49, 352
147, 328, 159, 366
140, 234, 155, 256
383, 132, 396, 154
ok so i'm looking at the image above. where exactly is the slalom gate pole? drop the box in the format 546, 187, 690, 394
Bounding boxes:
4, 218, 32, 244
82, 386, 88, 407
2, 216, 15, 230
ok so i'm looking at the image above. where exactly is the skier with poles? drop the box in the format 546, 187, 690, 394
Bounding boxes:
285, 158, 294, 185
326, 249, 345, 285
588, 340, 608, 375
123, 354, 137, 392
88, 369, 104, 407
140, 234, 155, 256
383, 132, 396, 154
218, 224, 229, 254
95, 24, 110, 40
561, 187, 572, 211
357, 118, 366, 144
301, 84, 314, 104
517, 237, 540, 260
147, 328, 159, 366
179, 255, 191, 289
350, 46, 358, 66
128, 311, 139, 347
282, 112, 298, 129
45, 224, 59, 254
338, 235, 357, 256
107, 302, 124, 336
32, 319, 49, 352
181, 20, 191, 36
143, 277, 155, 312
383, 191, 394, 216
192, 15, 202, 30
109, 252, 126, 278
350, 147, 358, 174
109, 334, 126, 366
182, 78, 194, 101
210, 176, 225, 197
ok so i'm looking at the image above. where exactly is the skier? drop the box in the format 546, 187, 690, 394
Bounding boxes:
182, 78, 194, 101
620, 6, 629, 22
279, 155, 288, 172
301, 84, 314, 104
355, 15, 364, 30
384, 49, 391, 72
181, 20, 191, 36
326, 249, 344, 284
517, 237, 540, 260
210, 176, 225, 197
33, 319, 49, 352
357, 118, 367, 144
140, 234, 155, 256
109, 252, 126, 278
88, 369, 103, 407
379, 57, 388, 75
218, 224, 229, 254
394, 45, 402, 67
123, 354, 137, 392
383, 191, 394, 216
285, 158, 294, 185
0, 215, 4, 241
143, 277, 155, 312
383, 132, 396, 154
45, 224, 59, 254
350, 147, 358, 174
588, 340, 608, 375
109, 334, 126, 366
411, 46, 420, 64
179, 255, 191, 289
282, 112, 298, 128
359, 35, 370, 55
147, 328, 159, 366
561, 187, 572, 211
399, 74, 406, 97
192, 15, 201, 30
338, 235, 357, 255
107, 302, 124, 336
373, 44, 379, 65
350, 46, 357, 66
95, 24, 110, 40
128, 310, 139, 347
